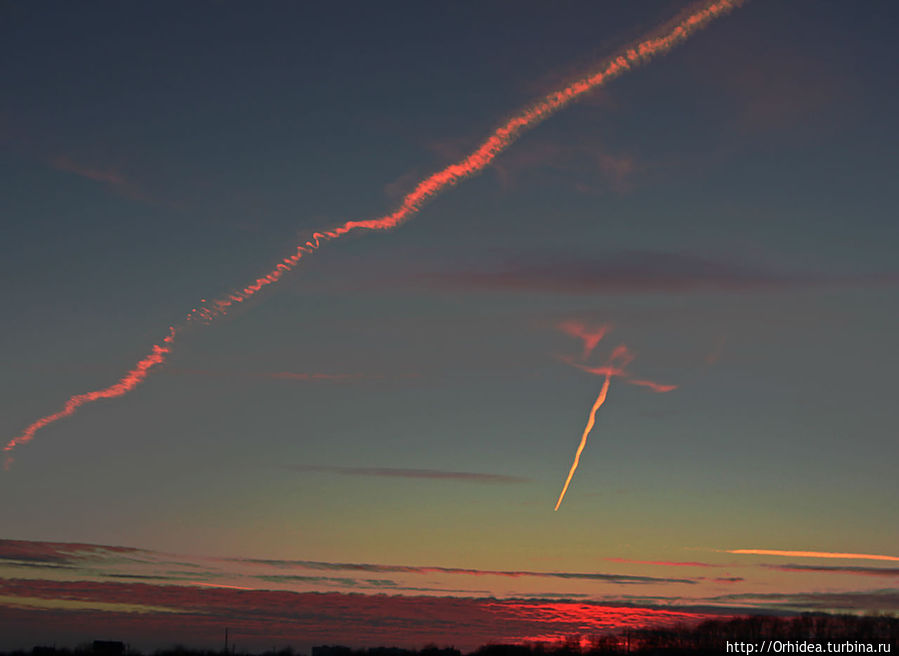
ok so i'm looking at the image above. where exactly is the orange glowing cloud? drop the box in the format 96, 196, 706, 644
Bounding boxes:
6, 0, 743, 464
558, 321, 611, 360
625, 378, 678, 393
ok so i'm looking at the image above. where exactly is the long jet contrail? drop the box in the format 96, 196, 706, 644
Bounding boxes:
5, 0, 744, 466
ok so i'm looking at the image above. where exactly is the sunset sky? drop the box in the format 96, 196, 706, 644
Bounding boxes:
1, 0, 897, 650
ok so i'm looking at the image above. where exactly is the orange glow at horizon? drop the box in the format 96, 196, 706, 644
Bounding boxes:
6, 0, 742, 464
725, 549, 899, 562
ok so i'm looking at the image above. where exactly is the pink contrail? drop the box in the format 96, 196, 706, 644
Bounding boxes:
3, 328, 175, 469
6, 0, 743, 464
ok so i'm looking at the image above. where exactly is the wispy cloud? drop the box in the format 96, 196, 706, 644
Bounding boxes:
0, 539, 696, 595
491, 136, 638, 195
0, 539, 142, 567
162, 368, 374, 383
710, 589, 899, 613
288, 465, 530, 484
234, 556, 697, 585
50, 156, 127, 186
763, 564, 899, 578
429, 251, 896, 295
0, 578, 717, 651
605, 558, 721, 568
49, 155, 147, 200
254, 574, 488, 595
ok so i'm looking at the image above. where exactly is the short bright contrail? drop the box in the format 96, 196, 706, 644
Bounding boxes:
554, 374, 612, 512
5, 0, 743, 465
554, 324, 674, 510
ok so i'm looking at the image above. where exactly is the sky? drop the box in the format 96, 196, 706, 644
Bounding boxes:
1, 0, 898, 650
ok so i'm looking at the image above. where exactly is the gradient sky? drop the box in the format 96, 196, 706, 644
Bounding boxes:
1, 0, 898, 650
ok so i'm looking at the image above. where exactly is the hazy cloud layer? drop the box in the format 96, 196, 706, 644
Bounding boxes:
429, 251, 896, 295
0, 539, 697, 592
764, 564, 899, 578
605, 558, 720, 568
711, 589, 899, 613
288, 465, 529, 484
0, 577, 718, 651
3, 537, 894, 650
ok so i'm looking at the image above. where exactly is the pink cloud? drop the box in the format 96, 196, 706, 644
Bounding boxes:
48, 154, 148, 201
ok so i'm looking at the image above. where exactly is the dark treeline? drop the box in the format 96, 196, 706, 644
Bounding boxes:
3, 614, 897, 656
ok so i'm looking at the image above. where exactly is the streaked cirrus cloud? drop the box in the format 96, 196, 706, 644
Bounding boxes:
763, 564, 899, 578
605, 558, 721, 568
428, 251, 896, 295
288, 464, 530, 483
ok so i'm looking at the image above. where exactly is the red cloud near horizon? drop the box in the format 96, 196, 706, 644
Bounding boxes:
0, 577, 715, 651
605, 558, 720, 568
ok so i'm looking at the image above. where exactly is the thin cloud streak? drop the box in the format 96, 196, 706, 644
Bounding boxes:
289, 465, 530, 484
48, 155, 149, 202
0, 539, 695, 589
710, 589, 899, 613
605, 558, 721, 568
431, 251, 898, 295
164, 368, 374, 383
235, 556, 697, 585
50, 155, 127, 186
763, 564, 899, 577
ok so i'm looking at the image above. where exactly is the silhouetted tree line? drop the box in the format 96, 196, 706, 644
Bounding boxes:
3, 614, 896, 656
